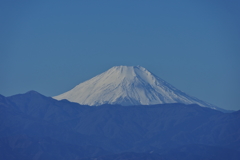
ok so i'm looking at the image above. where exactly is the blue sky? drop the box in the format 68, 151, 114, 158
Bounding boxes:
1, 0, 240, 110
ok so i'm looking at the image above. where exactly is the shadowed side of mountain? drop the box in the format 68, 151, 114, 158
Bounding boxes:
0, 93, 110, 160
7, 91, 88, 123
1, 91, 240, 159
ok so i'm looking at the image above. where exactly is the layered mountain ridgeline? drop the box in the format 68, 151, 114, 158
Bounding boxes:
0, 91, 240, 160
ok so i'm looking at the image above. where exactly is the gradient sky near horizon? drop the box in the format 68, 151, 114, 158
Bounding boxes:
1, 0, 240, 110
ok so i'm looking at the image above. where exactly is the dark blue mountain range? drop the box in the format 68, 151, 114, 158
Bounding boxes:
0, 91, 240, 160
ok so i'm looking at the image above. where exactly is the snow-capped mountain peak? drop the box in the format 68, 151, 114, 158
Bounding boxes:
53, 66, 217, 109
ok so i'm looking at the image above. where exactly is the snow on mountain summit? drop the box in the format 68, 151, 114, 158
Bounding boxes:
53, 65, 217, 109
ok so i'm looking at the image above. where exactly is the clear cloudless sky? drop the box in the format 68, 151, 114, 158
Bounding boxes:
1, 0, 240, 110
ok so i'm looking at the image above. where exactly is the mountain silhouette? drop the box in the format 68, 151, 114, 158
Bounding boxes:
0, 91, 239, 159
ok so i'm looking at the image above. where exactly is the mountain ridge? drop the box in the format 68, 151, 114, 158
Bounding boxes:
1, 91, 240, 159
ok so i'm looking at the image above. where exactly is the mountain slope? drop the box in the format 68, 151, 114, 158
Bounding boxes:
1, 92, 240, 159
54, 66, 217, 110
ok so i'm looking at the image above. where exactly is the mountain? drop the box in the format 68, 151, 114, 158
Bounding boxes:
1, 92, 240, 159
54, 66, 218, 110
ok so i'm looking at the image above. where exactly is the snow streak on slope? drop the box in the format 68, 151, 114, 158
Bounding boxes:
54, 66, 217, 109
